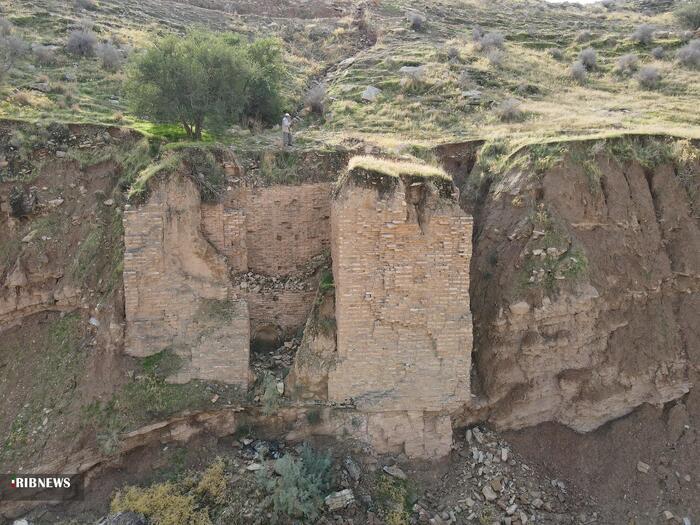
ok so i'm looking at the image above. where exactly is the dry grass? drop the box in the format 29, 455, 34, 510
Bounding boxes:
348, 155, 450, 180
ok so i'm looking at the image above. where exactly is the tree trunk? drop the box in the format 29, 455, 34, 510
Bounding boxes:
181, 120, 193, 138
194, 117, 204, 140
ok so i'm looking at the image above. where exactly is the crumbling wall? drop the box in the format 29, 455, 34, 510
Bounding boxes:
201, 182, 332, 336
123, 173, 249, 386
471, 140, 697, 432
202, 183, 331, 275
328, 173, 473, 415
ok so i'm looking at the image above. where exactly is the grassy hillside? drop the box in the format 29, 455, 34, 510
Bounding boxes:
1, 0, 698, 149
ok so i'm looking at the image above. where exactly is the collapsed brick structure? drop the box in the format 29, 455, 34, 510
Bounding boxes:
123, 173, 250, 385
123, 159, 336, 388
327, 161, 473, 457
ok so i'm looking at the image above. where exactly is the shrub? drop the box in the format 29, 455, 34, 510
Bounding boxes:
615, 53, 639, 74
571, 60, 587, 83
96, 42, 121, 71
180, 148, 224, 201
4, 36, 29, 59
476, 31, 505, 52
305, 83, 325, 115
111, 482, 211, 525
196, 458, 228, 505
126, 30, 286, 139
33, 44, 56, 65
495, 98, 522, 122
651, 46, 665, 59
631, 24, 655, 45
256, 444, 331, 522
575, 30, 593, 43
486, 49, 504, 67
446, 46, 460, 61
409, 13, 425, 31
677, 39, 700, 68
579, 47, 597, 69
66, 30, 97, 57
638, 65, 661, 88
547, 47, 564, 61
260, 372, 282, 415
674, 0, 700, 30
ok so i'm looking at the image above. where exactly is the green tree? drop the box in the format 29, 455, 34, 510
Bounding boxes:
126, 30, 285, 140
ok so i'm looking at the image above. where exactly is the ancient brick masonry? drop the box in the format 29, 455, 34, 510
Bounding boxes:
123, 173, 249, 386
328, 172, 473, 457
201, 183, 332, 336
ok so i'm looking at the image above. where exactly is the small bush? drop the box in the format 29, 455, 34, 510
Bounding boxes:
677, 39, 700, 68
305, 83, 325, 115
261, 372, 282, 415
638, 65, 661, 88
575, 30, 593, 43
674, 0, 700, 30
579, 47, 597, 70
476, 31, 505, 52
111, 482, 210, 525
446, 46, 460, 61
495, 98, 522, 122
651, 46, 665, 59
33, 44, 56, 65
10, 89, 52, 108
256, 444, 331, 522
486, 49, 504, 67
66, 30, 97, 57
196, 458, 228, 505
631, 24, 655, 45
409, 13, 425, 31
571, 60, 587, 83
615, 53, 639, 74
547, 47, 564, 61
97, 42, 121, 71
4, 36, 29, 59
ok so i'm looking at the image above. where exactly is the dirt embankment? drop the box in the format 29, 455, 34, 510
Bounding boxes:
0, 121, 141, 472
466, 136, 699, 523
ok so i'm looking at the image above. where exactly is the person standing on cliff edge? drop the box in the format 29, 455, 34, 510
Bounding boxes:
282, 112, 293, 147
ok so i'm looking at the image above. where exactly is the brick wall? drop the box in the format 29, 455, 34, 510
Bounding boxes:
328, 177, 473, 413
123, 173, 249, 387
202, 183, 332, 276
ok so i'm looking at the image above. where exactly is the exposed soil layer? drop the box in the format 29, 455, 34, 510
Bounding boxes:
469, 138, 699, 433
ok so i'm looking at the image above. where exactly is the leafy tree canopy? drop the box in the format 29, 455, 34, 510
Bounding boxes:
126, 30, 286, 140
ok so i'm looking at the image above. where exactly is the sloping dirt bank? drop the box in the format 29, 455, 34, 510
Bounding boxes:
464, 135, 699, 523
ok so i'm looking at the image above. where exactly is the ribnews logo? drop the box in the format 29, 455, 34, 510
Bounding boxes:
0, 474, 83, 501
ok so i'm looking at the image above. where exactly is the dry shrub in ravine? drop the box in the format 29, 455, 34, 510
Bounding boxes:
674, 0, 700, 30
495, 98, 523, 122
305, 83, 325, 115
677, 40, 700, 69
615, 53, 639, 75
631, 24, 655, 45
33, 44, 56, 65
579, 47, 597, 70
66, 30, 97, 57
571, 60, 587, 83
638, 66, 661, 89
96, 42, 121, 71
651, 46, 665, 59
409, 13, 425, 31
